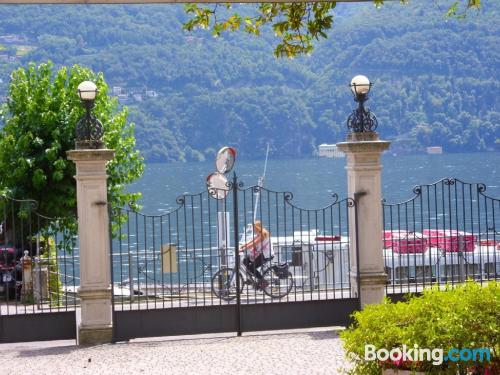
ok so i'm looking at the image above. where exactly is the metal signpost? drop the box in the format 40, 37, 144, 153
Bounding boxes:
206, 146, 242, 335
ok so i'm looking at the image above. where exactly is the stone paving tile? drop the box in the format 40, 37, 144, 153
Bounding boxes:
0, 328, 352, 375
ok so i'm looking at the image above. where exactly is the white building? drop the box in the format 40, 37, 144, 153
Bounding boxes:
318, 144, 345, 158
112, 86, 122, 96
426, 146, 443, 154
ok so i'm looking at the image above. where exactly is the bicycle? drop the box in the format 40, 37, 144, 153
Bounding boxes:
211, 257, 294, 301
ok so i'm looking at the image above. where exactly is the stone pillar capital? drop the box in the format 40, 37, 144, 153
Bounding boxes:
337, 133, 390, 159
67, 149, 115, 162
336, 140, 390, 154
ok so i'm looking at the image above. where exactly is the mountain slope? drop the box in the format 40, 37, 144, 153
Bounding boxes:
0, 1, 498, 161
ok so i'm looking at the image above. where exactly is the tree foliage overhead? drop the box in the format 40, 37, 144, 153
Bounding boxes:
184, 0, 482, 58
0, 62, 144, 218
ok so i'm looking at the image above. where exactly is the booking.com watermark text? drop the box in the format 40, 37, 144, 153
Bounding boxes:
365, 344, 492, 366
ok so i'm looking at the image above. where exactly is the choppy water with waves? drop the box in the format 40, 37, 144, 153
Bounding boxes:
130, 152, 500, 213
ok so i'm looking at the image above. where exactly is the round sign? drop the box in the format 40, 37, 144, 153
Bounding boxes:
206, 172, 229, 199
215, 147, 236, 174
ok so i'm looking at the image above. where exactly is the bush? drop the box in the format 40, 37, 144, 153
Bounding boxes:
341, 282, 499, 375
39, 235, 63, 306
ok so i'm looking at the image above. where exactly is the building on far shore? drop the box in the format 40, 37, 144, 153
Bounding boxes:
318, 143, 345, 158
426, 146, 443, 154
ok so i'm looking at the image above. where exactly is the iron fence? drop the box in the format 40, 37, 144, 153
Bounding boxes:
0, 195, 80, 316
110, 175, 356, 311
382, 178, 499, 295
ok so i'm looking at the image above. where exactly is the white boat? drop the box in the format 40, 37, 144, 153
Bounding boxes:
384, 242, 500, 283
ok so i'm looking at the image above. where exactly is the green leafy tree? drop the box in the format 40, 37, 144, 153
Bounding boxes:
0, 62, 144, 236
184, 0, 481, 58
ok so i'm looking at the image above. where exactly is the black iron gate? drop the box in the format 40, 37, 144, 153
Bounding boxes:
0, 195, 78, 343
110, 175, 358, 341
382, 178, 500, 301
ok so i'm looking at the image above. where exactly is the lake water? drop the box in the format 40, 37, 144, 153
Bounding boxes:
130, 152, 500, 214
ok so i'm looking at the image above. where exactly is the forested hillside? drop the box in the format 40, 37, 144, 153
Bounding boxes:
0, 1, 498, 161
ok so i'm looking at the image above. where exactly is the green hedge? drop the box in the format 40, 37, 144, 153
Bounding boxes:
341, 282, 499, 375
39, 235, 63, 306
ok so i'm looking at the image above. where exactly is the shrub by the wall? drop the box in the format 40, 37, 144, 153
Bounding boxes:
341, 282, 499, 375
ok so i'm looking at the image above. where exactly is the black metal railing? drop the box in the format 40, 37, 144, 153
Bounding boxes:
110, 175, 356, 311
382, 178, 499, 295
0, 195, 80, 316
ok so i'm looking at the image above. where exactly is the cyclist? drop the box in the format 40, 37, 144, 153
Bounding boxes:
240, 221, 272, 289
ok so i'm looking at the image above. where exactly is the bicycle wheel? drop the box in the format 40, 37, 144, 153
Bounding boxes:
211, 267, 244, 301
262, 268, 294, 299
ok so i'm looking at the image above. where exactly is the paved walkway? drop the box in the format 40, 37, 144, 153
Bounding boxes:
0, 327, 351, 375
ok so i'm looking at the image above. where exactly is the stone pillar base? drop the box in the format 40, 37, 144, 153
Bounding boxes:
78, 325, 113, 346
352, 272, 388, 307
360, 272, 387, 307
76, 306, 113, 346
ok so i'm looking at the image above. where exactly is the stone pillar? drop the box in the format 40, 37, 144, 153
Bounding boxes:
337, 132, 390, 307
21, 251, 33, 302
67, 149, 114, 345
